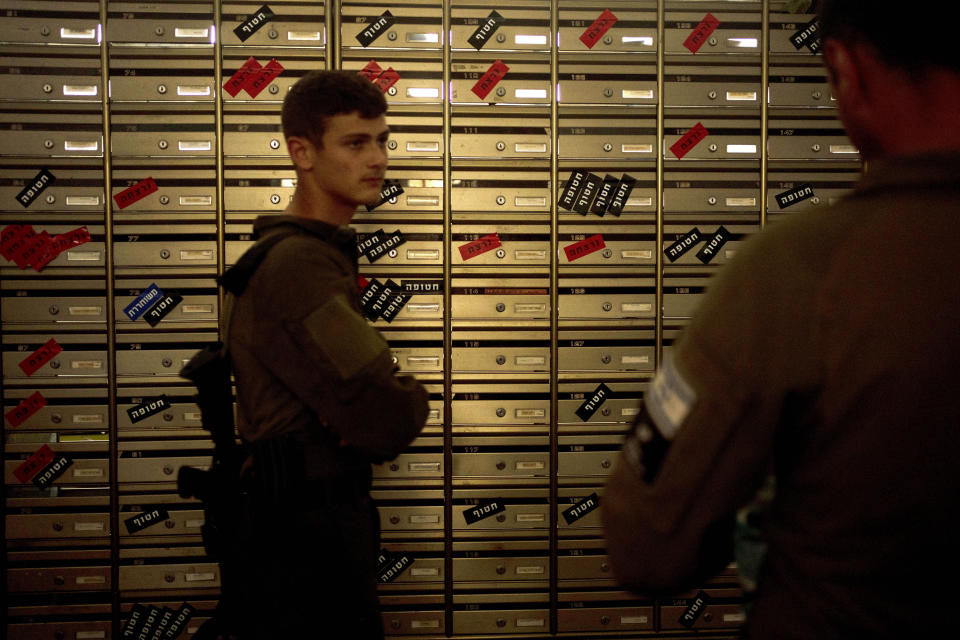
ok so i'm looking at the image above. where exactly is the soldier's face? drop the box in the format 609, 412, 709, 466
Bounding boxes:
312, 111, 389, 207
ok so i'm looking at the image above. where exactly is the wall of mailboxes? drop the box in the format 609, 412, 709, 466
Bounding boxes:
1, 0, 859, 638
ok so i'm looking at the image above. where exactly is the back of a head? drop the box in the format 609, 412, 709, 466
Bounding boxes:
817, 0, 959, 74
282, 70, 388, 147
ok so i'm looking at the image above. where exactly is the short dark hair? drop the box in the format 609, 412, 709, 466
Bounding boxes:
818, 0, 959, 73
281, 70, 388, 147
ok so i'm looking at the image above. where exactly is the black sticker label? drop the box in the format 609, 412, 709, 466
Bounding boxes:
575, 383, 611, 422
16, 169, 55, 208
124, 508, 171, 535
356, 10, 396, 47
366, 179, 404, 211
607, 174, 637, 216
463, 499, 506, 524
775, 183, 815, 209
365, 230, 406, 263
360, 278, 385, 318
696, 226, 731, 264
379, 290, 410, 323
679, 590, 711, 628
127, 395, 170, 424
402, 279, 443, 293
790, 18, 821, 52
562, 492, 600, 525
665, 228, 702, 262
357, 229, 385, 257
376, 549, 392, 570
573, 173, 602, 214
123, 604, 148, 639
377, 553, 413, 583
558, 169, 589, 211
590, 174, 619, 216
143, 293, 182, 327
468, 10, 506, 50
149, 607, 176, 640
137, 606, 162, 640
32, 454, 73, 489
233, 4, 275, 42
369, 280, 399, 319
163, 603, 195, 640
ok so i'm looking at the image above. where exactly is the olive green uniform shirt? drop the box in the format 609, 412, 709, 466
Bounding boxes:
603, 153, 960, 638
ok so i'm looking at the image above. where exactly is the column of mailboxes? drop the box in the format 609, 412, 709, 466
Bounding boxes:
1, 1, 114, 638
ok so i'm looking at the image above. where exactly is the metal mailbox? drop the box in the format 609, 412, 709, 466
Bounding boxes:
381, 332, 444, 375
342, 52, 444, 105
451, 488, 550, 535
114, 332, 216, 382
377, 555, 445, 590
119, 506, 204, 540
381, 607, 446, 636
220, 1, 326, 47
223, 160, 294, 215
452, 555, 550, 584
5, 455, 109, 487
451, 279, 550, 323
451, 332, 550, 374
362, 285, 445, 327
662, 277, 708, 321
451, 385, 550, 430
115, 278, 218, 330
768, 65, 834, 108
117, 387, 205, 435
766, 168, 858, 215
663, 169, 761, 215
451, 109, 550, 159
558, 57, 657, 105
0, 160, 104, 215
2, 387, 108, 432
118, 561, 220, 592
452, 224, 550, 269
6, 512, 111, 541
6, 620, 113, 639
558, 113, 656, 159
557, 436, 624, 481
7, 565, 112, 593
340, 1, 442, 50
664, 63, 762, 109
222, 107, 285, 156
450, 56, 550, 105
662, 224, 754, 268
355, 223, 444, 267
0, 223, 105, 274
375, 490, 445, 536
0, 107, 102, 158
769, 5, 820, 55
221, 49, 325, 104
557, 381, 645, 425
380, 106, 444, 158
110, 110, 216, 158
558, 1, 657, 53
557, 543, 616, 583
664, 4, 762, 56
0, 0, 101, 45
451, 168, 550, 214
3, 333, 107, 385
558, 335, 655, 374
557, 278, 656, 323
452, 448, 550, 482
117, 453, 211, 487
1, 47, 101, 102
658, 587, 746, 630
1, 279, 106, 331
768, 118, 860, 161
557, 166, 657, 220
664, 116, 761, 161
557, 593, 654, 633
106, 1, 214, 45
108, 50, 215, 102
450, 0, 550, 52
356, 166, 444, 214
557, 229, 657, 269
453, 604, 550, 635
110, 164, 217, 217
372, 451, 444, 482
111, 225, 217, 273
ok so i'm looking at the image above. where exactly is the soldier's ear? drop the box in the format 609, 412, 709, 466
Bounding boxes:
286, 136, 315, 171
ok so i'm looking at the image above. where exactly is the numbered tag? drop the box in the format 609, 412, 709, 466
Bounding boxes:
579, 9, 618, 49
16, 169, 55, 208
234, 4, 275, 42
114, 177, 158, 209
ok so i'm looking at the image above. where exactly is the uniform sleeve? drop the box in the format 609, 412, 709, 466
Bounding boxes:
246, 242, 429, 462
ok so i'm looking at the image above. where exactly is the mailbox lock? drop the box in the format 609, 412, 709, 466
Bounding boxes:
388, 196, 398, 204
40, 25, 51, 36
53, 521, 64, 531
269, 84, 280, 95
495, 302, 506, 312
389, 463, 399, 472
601, 615, 611, 625
50, 360, 61, 369
495, 355, 506, 365
164, 574, 175, 583
387, 140, 398, 150
496, 407, 506, 417
601, 408, 611, 417
708, 36, 718, 46
707, 196, 717, 205
703, 612, 714, 623
160, 249, 171, 259
495, 248, 506, 259
162, 358, 173, 368
388, 249, 398, 258
158, 139, 169, 150
390, 515, 400, 525
268, 29, 279, 39
165, 519, 176, 529
51, 413, 63, 424
42, 83, 53, 94
602, 248, 612, 258
603, 88, 613, 98
155, 26, 165, 36
387, 31, 398, 41
708, 143, 718, 152
49, 305, 60, 315
496, 619, 507, 628
43, 139, 55, 149
495, 87, 506, 97
54, 575, 65, 585
496, 564, 506, 575
159, 195, 170, 205
602, 301, 612, 312
495, 195, 506, 205
390, 620, 401, 630
45, 194, 56, 204
603, 35, 613, 45
811, 196, 821, 204
495, 141, 506, 151
601, 354, 611, 364
496, 33, 506, 43
157, 84, 167, 95
812, 143, 822, 152
602, 143, 613, 152
270, 139, 281, 149
708, 90, 718, 100
162, 465, 174, 475
496, 460, 506, 470
270, 194, 282, 205
162, 412, 174, 422
496, 513, 506, 522
387, 86, 398, 96
600, 562, 610, 572
812, 90, 822, 100
602, 458, 611, 469
54, 632, 65, 640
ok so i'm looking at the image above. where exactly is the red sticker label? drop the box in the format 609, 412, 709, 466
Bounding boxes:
359, 59, 384, 81
670, 122, 710, 159
13, 444, 55, 483
1, 224, 32, 260
358, 275, 370, 290
458, 233, 502, 261
683, 13, 720, 54
471, 60, 510, 100
18, 338, 63, 376
113, 177, 158, 210
243, 58, 284, 98
13, 231, 51, 270
372, 67, 400, 94
223, 56, 263, 97
564, 234, 607, 261
5, 391, 46, 428
579, 9, 618, 49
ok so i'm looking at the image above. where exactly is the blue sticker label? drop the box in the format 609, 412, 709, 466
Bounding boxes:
124, 284, 164, 321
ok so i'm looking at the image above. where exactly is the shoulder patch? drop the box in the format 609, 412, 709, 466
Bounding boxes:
645, 351, 697, 440
303, 293, 389, 380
